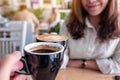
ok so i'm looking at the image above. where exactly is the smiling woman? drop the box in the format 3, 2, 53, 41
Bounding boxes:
60, 0, 120, 74
81, 0, 109, 17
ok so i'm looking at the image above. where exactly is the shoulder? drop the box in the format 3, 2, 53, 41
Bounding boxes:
28, 12, 37, 19
13, 12, 22, 19
27, 11, 34, 15
14, 11, 22, 15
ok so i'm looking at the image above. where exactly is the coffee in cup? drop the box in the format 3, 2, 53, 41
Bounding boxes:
36, 33, 68, 48
29, 44, 60, 53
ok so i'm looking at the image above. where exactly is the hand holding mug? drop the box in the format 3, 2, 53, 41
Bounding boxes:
0, 51, 26, 80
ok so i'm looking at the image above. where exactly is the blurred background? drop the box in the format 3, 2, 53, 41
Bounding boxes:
0, 0, 72, 20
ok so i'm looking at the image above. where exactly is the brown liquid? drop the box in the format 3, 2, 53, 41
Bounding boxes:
32, 49, 56, 53
29, 45, 60, 53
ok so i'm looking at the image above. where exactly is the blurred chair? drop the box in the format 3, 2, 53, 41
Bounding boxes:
25, 21, 36, 45
0, 21, 27, 58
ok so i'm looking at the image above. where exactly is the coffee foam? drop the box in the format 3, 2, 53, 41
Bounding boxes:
36, 34, 68, 42
29, 45, 60, 52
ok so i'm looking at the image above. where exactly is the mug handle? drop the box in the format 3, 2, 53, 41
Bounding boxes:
16, 56, 30, 74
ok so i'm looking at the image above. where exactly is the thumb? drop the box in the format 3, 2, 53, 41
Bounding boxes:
0, 51, 21, 80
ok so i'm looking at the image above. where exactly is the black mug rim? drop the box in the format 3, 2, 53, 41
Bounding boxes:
24, 42, 64, 55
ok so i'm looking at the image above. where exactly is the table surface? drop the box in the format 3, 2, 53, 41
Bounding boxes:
27, 67, 120, 80
55, 68, 120, 80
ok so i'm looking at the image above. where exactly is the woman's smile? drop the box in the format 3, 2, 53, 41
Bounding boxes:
87, 3, 101, 11
81, 0, 109, 16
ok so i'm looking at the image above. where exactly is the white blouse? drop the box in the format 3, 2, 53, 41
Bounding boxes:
60, 18, 120, 74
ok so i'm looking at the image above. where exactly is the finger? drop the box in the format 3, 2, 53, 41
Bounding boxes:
10, 61, 23, 77
11, 74, 22, 80
11, 74, 27, 80
0, 51, 21, 80
11, 61, 23, 72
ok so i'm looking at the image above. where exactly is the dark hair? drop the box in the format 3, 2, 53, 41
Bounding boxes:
66, 0, 120, 42
19, 5, 27, 11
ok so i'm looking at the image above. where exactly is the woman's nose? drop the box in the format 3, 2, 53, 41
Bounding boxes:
88, 0, 97, 3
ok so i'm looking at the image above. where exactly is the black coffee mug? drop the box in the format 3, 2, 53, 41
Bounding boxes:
17, 42, 64, 80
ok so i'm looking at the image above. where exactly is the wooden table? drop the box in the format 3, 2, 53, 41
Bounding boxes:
55, 68, 119, 80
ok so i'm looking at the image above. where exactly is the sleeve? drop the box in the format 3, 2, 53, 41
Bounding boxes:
55, 13, 60, 23
49, 20, 59, 28
59, 22, 69, 69
31, 13, 39, 26
96, 40, 120, 74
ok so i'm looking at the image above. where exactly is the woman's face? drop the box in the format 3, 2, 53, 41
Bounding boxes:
81, 0, 109, 17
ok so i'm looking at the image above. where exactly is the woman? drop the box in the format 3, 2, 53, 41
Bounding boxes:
48, 7, 60, 28
13, 5, 39, 34
60, 0, 120, 74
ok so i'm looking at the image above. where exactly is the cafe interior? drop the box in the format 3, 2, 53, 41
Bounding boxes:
0, 0, 71, 55
0, 0, 120, 80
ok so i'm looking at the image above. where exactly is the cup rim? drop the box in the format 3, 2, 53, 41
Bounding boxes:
36, 34, 68, 42
24, 42, 64, 55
